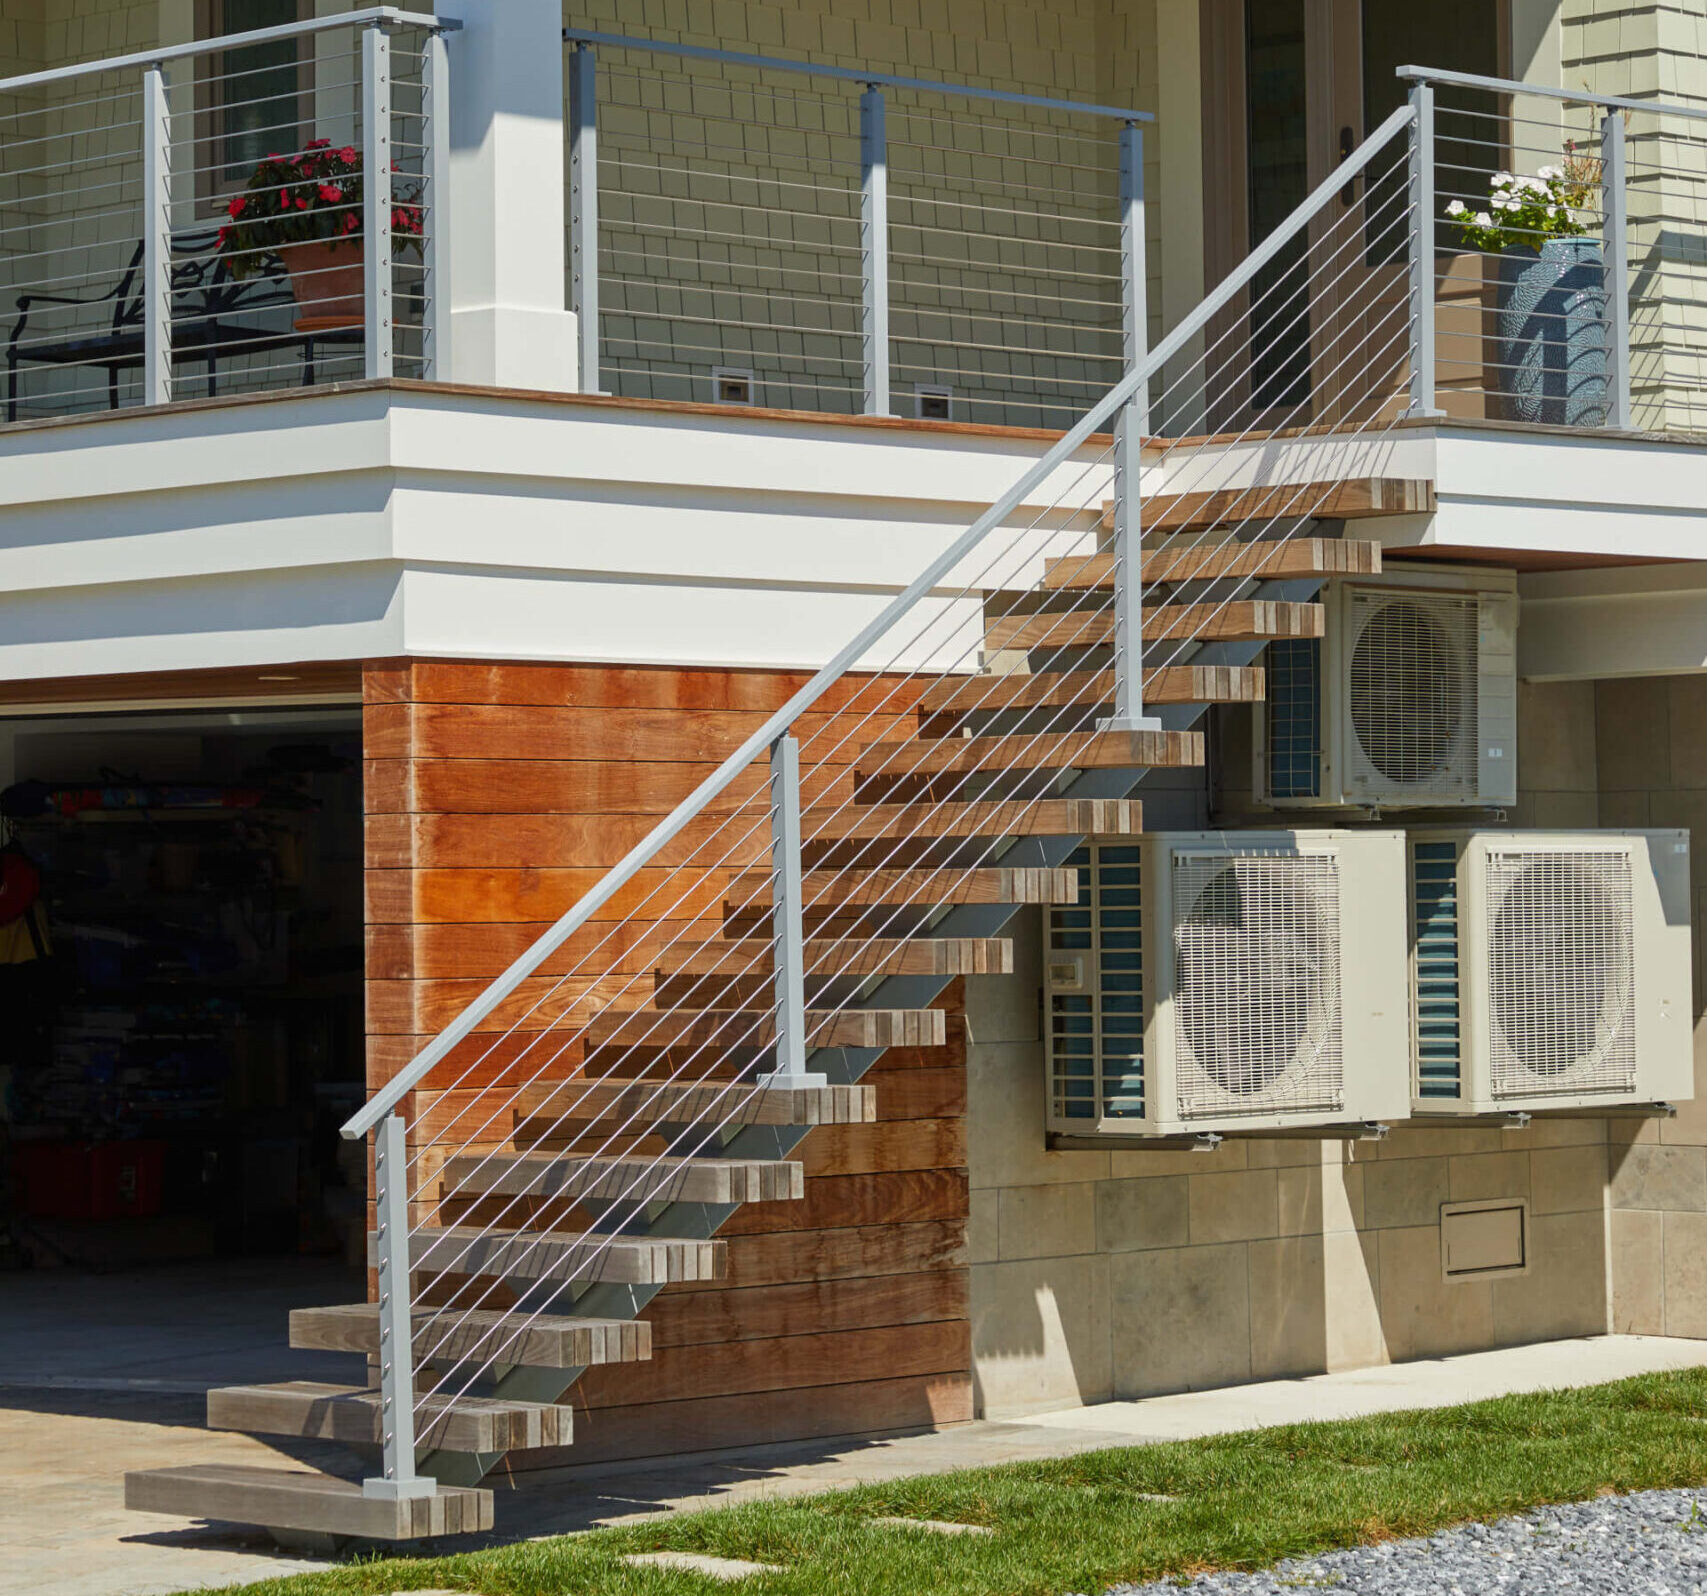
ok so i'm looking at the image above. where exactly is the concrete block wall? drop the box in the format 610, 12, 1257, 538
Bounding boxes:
1593, 674, 1707, 1339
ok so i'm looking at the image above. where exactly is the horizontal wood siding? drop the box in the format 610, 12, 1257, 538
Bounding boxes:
364, 658, 970, 1466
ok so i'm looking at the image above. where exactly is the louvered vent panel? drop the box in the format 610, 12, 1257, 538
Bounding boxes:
1412, 841, 1463, 1099
1486, 848, 1638, 1098
1046, 843, 1144, 1124
1345, 591, 1479, 800
1265, 638, 1322, 799
1171, 851, 1344, 1118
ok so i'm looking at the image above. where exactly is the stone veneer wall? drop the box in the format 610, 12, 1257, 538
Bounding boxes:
1594, 675, 1707, 1339
967, 679, 1622, 1417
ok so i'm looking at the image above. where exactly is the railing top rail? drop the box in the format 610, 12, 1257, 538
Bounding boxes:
1397, 62, 1707, 126
341, 93, 1418, 1143
563, 26, 1153, 123
0, 6, 450, 97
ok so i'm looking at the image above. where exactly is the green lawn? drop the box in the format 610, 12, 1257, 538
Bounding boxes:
182, 1368, 1707, 1596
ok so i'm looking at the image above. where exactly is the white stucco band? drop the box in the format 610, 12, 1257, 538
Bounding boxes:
0, 385, 1104, 683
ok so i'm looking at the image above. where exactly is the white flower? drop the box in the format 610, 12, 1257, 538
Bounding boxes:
1492, 171, 1513, 186
1537, 163, 1562, 180
1474, 211, 1493, 227
1446, 198, 1467, 215
1521, 175, 1549, 194
1546, 204, 1558, 218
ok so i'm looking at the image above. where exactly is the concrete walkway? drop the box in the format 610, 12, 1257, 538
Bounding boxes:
8, 1333, 1704, 1596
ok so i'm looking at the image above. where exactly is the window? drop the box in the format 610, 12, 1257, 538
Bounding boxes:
203, 0, 305, 181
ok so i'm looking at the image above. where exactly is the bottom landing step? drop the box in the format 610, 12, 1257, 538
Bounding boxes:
125, 1465, 493, 1540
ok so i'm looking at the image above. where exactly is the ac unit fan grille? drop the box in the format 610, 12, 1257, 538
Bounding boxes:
1486, 849, 1637, 1098
1172, 852, 1344, 1118
1346, 591, 1479, 799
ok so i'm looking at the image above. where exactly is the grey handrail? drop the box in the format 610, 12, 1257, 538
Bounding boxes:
0, 7, 450, 96
563, 26, 1151, 121
341, 97, 1419, 1141
1396, 62, 1707, 125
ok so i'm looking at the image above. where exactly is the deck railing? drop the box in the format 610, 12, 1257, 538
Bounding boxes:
0, 7, 448, 422
563, 27, 1155, 430
1402, 65, 1707, 433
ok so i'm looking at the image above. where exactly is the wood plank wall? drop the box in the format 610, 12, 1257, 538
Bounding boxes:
362, 658, 971, 1464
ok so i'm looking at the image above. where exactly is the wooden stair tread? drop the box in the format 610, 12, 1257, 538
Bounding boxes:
657, 936, 1013, 979
442, 1151, 804, 1205
513, 1078, 876, 1127
1096, 477, 1433, 533
125, 1464, 492, 1539
394, 1224, 726, 1286
1043, 536, 1383, 589
207, 1380, 572, 1452
983, 600, 1322, 652
289, 1303, 651, 1368
803, 797, 1142, 840
585, 1004, 948, 1049
916, 668, 1261, 717
722, 866, 1078, 911
854, 728, 1203, 781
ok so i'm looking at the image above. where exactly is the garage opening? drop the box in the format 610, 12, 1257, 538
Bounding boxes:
0, 705, 367, 1313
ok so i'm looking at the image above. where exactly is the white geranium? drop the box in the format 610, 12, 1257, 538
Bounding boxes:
1492, 171, 1514, 187
1474, 211, 1493, 227
1446, 198, 1467, 216
1537, 163, 1563, 180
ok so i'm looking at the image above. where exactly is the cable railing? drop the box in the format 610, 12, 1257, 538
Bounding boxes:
340, 100, 1421, 1498
1403, 64, 1707, 433
0, 7, 449, 424
564, 27, 1149, 428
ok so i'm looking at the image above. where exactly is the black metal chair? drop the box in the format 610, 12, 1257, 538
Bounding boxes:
5, 227, 364, 422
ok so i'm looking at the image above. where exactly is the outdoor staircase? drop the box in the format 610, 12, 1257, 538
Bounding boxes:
123, 478, 1411, 1543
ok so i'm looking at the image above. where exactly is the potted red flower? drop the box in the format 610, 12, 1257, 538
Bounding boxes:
216, 139, 423, 330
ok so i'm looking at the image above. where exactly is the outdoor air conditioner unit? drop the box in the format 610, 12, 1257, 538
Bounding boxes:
1045, 830, 1411, 1137
1254, 564, 1519, 810
1409, 829, 1693, 1115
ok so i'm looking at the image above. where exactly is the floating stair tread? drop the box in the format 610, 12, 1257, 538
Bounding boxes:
442, 1151, 805, 1205
917, 668, 1261, 716
658, 936, 1013, 979
514, 1078, 876, 1127
723, 866, 1079, 913
1042, 536, 1383, 589
125, 1464, 492, 1540
854, 729, 1203, 780
288, 1303, 651, 1368
393, 1225, 726, 1286
206, 1381, 572, 1452
804, 797, 1142, 840
585, 1004, 947, 1049
1096, 478, 1433, 533
984, 601, 1322, 651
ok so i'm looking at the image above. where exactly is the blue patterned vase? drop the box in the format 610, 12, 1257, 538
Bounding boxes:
1494, 237, 1609, 427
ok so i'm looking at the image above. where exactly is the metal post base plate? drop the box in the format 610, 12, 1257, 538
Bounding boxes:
362, 1475, 439, 1502
1098, 714, 1164, 733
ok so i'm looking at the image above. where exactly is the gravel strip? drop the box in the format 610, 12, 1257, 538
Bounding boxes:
1090, 1486, 1707, 1594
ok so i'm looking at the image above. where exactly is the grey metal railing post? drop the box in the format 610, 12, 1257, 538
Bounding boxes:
1602, 108, 1631, 429
760, 733, 825, 1088
1406, 80, 1441, 417
860, 84, 890, 416
569, 42, 601, 395
364, 1112, 434, 1500
421, 26, 451, 381
362, 23, 394, 380
141, 63, 171, 406
1102, 118, 1159, 734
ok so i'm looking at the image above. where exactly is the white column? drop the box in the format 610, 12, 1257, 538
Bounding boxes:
435, 0, 578, 392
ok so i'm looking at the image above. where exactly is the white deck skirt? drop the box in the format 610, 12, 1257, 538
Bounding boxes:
3, 391, 1707, 683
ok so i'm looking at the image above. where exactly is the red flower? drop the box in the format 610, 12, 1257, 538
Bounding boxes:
306, 138, 332, 150
319, 185, 343, 203
342, 213, 359, 234
227, 196, 246, 218
296, 196, 309, 209
338, 147, 357, 163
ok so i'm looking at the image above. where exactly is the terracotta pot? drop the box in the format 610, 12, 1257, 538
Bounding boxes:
277, 239, 364, 331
